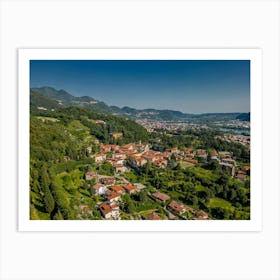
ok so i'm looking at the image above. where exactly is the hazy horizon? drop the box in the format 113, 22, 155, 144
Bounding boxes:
30, 60, 250, 114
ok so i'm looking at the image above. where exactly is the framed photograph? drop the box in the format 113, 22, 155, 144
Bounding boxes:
1, 0, 280, 280
18, 48, 262, 231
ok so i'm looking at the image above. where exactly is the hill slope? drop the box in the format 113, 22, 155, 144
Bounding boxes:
31, 86, 246, 121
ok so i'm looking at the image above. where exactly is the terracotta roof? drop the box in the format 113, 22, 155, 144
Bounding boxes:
168, 200, 186, 214
146, 212, 161, 220
152, 192, 170, 202
111, 185, 124, 193
196, 210, 208, 218
107, 192, 121, 200
242, 165, 250, 171
123, 184, 136, 191
100, 202, 115, 216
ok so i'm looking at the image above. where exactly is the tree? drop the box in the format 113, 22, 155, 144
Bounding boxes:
39, 164, 50, 192
43, 185, 55, 214
211, 207, 230, 219
192, 196, 198, 207
122, 195, 136, 214
139, 191, 148, 203
53, 209, 64, 220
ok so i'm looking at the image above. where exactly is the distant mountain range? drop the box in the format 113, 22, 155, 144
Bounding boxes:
30, 86, 250, 121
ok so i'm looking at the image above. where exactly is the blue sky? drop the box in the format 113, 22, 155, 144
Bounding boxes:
30, 60, 250, 114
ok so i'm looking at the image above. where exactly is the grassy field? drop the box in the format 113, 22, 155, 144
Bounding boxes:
189, 166, 219, 181
179, 160, 195, 168
208, 197, 234, 211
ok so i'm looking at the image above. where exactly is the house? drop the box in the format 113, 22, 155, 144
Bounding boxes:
114, 164, 127, 173
221, 158, 236, 166
196, 149, 207, 160
218, 151, 232, 159
186, 206, 196, 214
110, 144, 120, 152
99, 201, 120, 219
242, 165, 250, 172
100, 144, 112, 153
123, 184, 136, 194
152, 192, 170, 203
209, 149, 219, 161
128, 155, 147, 167
114, 158, 125, 165
146, 212, 161, 220
168, 200, 186, 215
107, 192, 122, 203
93, 153, 106, 163
113, 153, 127, 160
194, 210, 209, 220
123, 143, 134, 150
85, 171, 98, 181
110, 185, 125, 195
99, 176, 116, 186
134, 183, 146, 191
237, 170, 247, 181
142, 150, 159, 162
93, 183, 107, 195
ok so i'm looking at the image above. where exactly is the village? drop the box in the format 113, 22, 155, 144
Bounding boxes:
78, 140, 250, 220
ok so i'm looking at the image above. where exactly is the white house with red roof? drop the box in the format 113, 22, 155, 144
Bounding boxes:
93, 183, 107, 195
99, 201, 120, 219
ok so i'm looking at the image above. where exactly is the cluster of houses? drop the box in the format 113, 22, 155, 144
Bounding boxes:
150, 191, 210, 220
84, 171, 142, 219
84, 169, 211, 220
78, 140, 250, 219
84, 141, 249, 181
215, 134, 250, 149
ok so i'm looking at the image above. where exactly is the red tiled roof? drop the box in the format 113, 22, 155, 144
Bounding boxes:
123, 184, 136, 191
146, 212, 161, 220
242, 165, 250, 171
152, 192, 170, 202
168, 200, 186, 214
107, 192, 121, 200
196, 210, 208, 218
111, 185, 124, 193
100, 202, 114, 215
